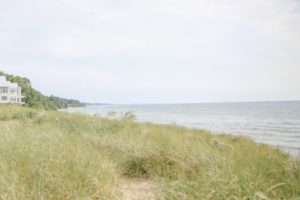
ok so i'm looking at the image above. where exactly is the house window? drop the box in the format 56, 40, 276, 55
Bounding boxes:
1, 96, 8, 101
0, 87, 8, 94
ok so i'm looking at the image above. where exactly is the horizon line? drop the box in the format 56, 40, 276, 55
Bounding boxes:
84, 99, 300, 105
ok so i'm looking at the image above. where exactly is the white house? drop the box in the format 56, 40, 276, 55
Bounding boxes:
0, 76, 25, 104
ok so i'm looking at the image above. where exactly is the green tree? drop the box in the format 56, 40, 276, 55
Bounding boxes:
0, 71, 85, 110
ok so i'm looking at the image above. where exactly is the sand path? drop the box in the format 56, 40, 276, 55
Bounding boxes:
120, 178, 161, 200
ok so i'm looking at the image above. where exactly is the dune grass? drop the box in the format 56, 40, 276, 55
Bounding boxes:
0, 104, 299, 199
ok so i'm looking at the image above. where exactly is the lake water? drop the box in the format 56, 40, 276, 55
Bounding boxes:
62, 101, 300, 157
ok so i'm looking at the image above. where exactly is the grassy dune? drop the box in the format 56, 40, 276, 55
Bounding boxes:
0, 105, 299, 199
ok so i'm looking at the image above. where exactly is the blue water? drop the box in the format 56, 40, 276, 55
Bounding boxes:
63, 101, 300, 156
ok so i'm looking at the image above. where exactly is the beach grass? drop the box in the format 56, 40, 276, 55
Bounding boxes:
0, 104, 299, 199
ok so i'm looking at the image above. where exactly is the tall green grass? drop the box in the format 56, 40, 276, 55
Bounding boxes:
0, 105, 299, 199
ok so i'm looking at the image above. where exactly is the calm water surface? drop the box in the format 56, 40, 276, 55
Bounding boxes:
63, 101, 300, 156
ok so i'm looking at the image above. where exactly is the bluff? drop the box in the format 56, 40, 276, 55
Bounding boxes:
0, 71, 85, 110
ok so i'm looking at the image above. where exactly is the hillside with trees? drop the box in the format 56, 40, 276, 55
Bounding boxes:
0, 71, 85, 110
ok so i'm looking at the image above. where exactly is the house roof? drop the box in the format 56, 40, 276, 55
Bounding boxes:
0, 76, 20, 88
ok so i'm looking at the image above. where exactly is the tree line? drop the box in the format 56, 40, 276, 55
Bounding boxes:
0, 71, 85, 110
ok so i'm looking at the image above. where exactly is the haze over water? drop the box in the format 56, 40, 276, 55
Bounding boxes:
64, 101, 300, 156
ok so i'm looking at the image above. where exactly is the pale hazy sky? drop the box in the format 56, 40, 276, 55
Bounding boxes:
1, 0, 300, 103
